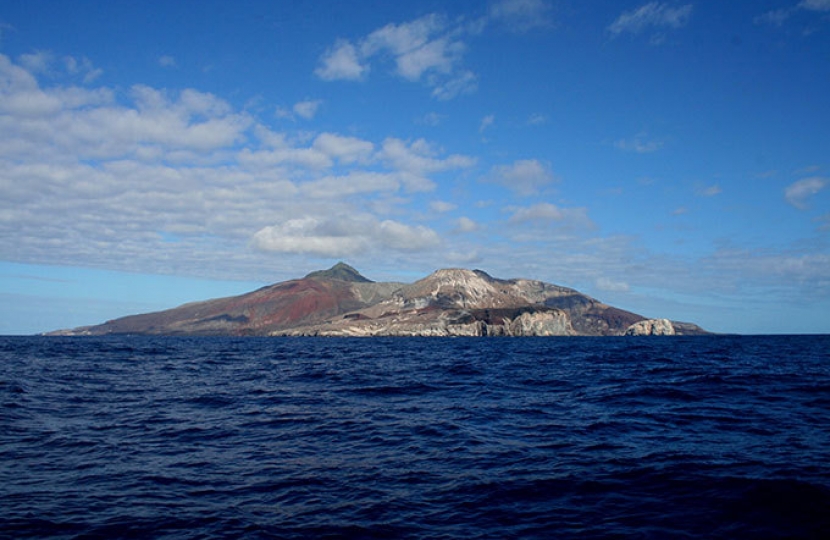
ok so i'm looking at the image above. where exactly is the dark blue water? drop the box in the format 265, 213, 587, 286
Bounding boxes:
1, 336, 828, 539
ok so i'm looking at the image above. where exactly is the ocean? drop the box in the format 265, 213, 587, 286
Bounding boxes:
1, 335, 828, 539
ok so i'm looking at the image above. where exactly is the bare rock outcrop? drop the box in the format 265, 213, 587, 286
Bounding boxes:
625, 318, 676, 336
504, 311, 574, 336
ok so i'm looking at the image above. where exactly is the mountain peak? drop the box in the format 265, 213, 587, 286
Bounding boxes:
305, 262, 373, 283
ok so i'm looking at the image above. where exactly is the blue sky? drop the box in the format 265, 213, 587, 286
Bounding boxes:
1, 0, 829, 335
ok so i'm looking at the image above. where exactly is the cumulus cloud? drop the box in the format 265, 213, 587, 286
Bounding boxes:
431, 70, 477, 100
63, 55, 102, 83
17, 51, 102, 83
312, 132, 373, 164
455, 216, 479, 233
18, 50, 53, 74
275, 99, 323, 121
486, 159, 556, 196
315, 13, 474, 100
608, 2, 692, 37
0, 58, 250, 157
315, 40, 367, 81
379, 137, 476, 175
252, 215, 440, 257
416, 112, 444, 126
785, 177, 827, 209
252, 217, 366, 257
299, 171, 415, 198
293, 99, 322, 119
314, 6, 542, 99
362, 14, 458, 80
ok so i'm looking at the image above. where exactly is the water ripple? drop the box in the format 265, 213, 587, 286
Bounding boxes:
1, 335, 828, 539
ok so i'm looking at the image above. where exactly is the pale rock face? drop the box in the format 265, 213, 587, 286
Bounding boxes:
277, 309, 575, 337
505, 311, 574, 336
410, 268, 499, 309
624, 318, 676, 336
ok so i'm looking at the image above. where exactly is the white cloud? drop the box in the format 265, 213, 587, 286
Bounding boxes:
314, 6, 551, 100
455, 216, 479, 232
16, 51, 102, 83
699, 184, 722, 197
252, 217, 367, 257
18, 51, 54, 74
359, 14, 462, 81
380, 137, 476, 175
293, 99, 322, 120
608, 2, 693, 36
63, 55, 102, 83
479, 114, 495, 134
785, 177, 827, 209
315, 13, 477, 100
486, 159, 556, 196
159, 55, 177, 68
299, 171, 403, 198
431, 69, 478, 100
360, 14, 449, 78
0, 57, 249, 156
314, 40, 367, 81
431, 200, 457, 213
312, 132, 373, 164
362, 14, 443, 53
527, 113, 547, 125
403, 37, 462, 80
378, 219, 442, 251
416, 112, 444, 126
360, 14, 472, 95
252, 215, 440, 257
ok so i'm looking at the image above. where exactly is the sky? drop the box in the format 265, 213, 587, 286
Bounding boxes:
1, 0, 829, 335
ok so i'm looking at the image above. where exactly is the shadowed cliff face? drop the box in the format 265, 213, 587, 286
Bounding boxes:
50, 264, 708, 337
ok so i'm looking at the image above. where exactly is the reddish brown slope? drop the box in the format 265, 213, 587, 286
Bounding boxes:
66, 265, 386, 336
